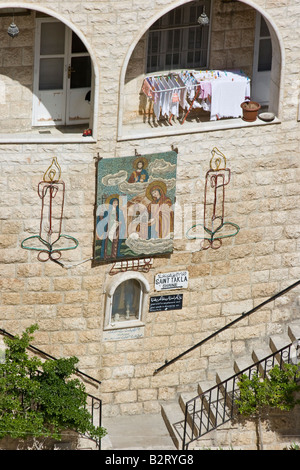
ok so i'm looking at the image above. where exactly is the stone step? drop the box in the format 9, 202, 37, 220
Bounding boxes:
269, 334, 295, 365
288, 323, 300, 365
269, 334, 290, 353
234, 357, 254, 375
216, 369, 238, 415
179, 391, 199, 414
216, 368, 236, 384
198, 380, 216, 396
178, 391, 199, 420
197, 380, 220, 428
179, 392, 203, 437
186, 389, 218, 432
161, 402, 186, 449
252, 346, 274, 375
198, 380, 220, 427
288, 322, 300, 343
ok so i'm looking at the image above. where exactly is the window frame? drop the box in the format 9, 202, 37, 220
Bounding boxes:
104, 272, 150, 331
146, 0, 211, 74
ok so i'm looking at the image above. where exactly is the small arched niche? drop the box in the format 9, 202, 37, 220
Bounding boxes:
104, 272, 150, 330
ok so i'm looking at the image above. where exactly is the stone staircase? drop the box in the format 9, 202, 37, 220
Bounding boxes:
161, 321, 300, 450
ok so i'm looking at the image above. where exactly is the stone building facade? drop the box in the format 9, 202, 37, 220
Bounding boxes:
0, 0, 300, 450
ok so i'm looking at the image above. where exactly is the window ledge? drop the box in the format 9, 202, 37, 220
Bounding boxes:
118, 116, 281, 141
0, 125, 96, 144
0, 133, 96, 144
104, 320, 145, 331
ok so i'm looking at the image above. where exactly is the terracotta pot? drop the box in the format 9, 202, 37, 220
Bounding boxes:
241, 101, 261, 122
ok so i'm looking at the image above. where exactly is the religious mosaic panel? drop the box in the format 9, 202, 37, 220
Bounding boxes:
94, 151, 177, 262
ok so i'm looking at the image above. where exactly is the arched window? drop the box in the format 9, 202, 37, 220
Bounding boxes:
0, 7, 98, 142
119, 0, 283, 139
104, 272, 150, 330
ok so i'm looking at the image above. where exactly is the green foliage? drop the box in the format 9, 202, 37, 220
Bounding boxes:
284, 442, 300, 450
236, 363, 300, 417
0, 324, 106, 444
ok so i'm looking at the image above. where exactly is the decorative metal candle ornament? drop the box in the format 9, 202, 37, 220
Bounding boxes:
7, 21, 19, 38
186, 148, 240, 250
21, 158, 78, 263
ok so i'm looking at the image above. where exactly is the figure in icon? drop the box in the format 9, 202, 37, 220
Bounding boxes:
146, 181, 174, 239
96, 194, 126, 259
128, 157, 149, 183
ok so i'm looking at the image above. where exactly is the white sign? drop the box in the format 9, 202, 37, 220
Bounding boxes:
155, 270, 189, 291
103, 327, 144, 342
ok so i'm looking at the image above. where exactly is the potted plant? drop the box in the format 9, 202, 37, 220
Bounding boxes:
241, 99, 261, 122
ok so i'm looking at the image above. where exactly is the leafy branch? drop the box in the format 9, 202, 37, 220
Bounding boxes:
236, 363, 300, 450
0, 324, 106, 448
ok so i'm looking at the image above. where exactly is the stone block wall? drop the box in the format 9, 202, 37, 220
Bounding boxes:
209, 0, 255, 75
0, 11, 35, 131
0, 0, 300, 450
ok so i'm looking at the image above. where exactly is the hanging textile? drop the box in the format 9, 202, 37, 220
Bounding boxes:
94, 151, 178, 263
142, 69, 250, 123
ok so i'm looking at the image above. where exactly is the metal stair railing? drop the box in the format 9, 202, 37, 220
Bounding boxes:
81, 393, 103, 450
154, 280, 300, 376
182, 342, 298, 449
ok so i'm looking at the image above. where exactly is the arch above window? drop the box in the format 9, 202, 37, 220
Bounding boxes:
118, 0, 283, 141
0, 5, 98, 143
104, 272, 150, 330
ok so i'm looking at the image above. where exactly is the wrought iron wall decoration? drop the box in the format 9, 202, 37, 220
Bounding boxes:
186, 147, 239, 250
21, 158, 78, 263
109, 258, 153, 276
94, 151, 177, 263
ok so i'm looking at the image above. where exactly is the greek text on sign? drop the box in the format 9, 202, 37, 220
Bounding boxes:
155, 271, 189, 291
